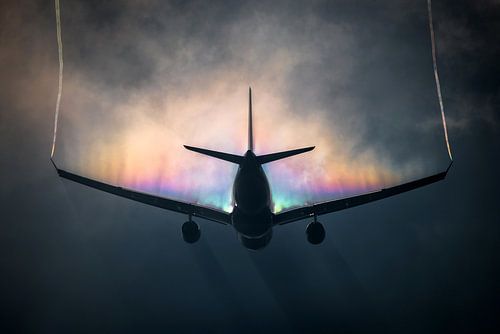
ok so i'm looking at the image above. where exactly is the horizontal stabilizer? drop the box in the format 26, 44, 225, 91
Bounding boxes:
257, 146, 315, 164
184, 145, 244, 164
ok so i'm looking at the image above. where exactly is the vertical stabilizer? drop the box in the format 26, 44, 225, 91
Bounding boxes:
248, 87, 254, 152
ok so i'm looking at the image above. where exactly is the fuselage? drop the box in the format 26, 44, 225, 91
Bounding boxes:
181, 88, 314, 249
231, 150, 273, 250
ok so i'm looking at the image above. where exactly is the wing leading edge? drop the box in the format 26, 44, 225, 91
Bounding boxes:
274, 162, 452, 225
51, 160, 231, 225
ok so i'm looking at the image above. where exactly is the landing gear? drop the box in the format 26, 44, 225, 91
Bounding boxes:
182, 214, 200, 243
306, 215, 325, 245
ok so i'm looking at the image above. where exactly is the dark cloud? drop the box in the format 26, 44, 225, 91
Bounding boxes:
435, 0, 500, 130
0, 0, 499, 333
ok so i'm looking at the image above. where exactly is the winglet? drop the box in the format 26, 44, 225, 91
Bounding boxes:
50, 157, 58, 170
445, 160, 453, 174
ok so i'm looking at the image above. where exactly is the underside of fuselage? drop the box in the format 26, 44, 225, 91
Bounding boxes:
238, 228, 273, 250
231, 206, 273, 250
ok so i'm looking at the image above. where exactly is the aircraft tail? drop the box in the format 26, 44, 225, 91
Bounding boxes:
248, 87, 254, 151
183, 145, 244, 164
184, 87, 314, 165
256, 146, 315, 164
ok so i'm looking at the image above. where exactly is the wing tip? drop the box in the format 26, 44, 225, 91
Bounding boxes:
445, 160, 453, 174
50, 157, 59, 171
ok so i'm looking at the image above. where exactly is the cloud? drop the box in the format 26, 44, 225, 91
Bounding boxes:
4, 0, 453, 212
435, 0, 500, 130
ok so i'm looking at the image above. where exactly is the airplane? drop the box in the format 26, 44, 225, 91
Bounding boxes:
51, 87, 452, 250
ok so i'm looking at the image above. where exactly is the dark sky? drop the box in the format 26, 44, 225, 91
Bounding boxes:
1, 0, 499, 333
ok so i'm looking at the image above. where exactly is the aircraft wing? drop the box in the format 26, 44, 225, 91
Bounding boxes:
274, 162, 452, 225
52, 160, 231, 225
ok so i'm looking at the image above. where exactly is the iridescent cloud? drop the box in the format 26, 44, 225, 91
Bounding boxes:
58, 72, 402, 213
55, 2, 434, 213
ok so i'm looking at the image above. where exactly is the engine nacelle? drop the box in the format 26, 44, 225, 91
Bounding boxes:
306, 221, 325, 245
182, 220, 200, 243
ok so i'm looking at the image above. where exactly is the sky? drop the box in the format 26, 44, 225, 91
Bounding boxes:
0, 0, 499, 333
51, 0, 451, 212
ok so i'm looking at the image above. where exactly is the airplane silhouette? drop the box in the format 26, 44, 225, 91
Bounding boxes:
51, 88, 452, 250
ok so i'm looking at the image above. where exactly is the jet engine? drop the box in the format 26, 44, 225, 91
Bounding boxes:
306, 221, 325, 245
182, 220, 200, 243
